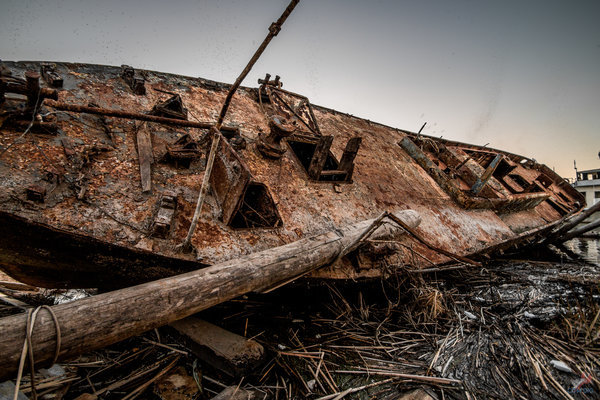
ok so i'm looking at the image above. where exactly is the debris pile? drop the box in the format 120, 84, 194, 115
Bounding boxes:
1, 245, 598, 399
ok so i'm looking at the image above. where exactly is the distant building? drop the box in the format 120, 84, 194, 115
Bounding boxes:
573, 168, 600, 207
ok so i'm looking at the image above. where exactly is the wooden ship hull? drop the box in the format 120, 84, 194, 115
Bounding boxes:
0, 61, 585, 289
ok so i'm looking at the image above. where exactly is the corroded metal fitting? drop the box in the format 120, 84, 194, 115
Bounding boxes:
256, 115, 295, 159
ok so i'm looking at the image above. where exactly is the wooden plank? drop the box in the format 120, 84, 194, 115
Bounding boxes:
471, 154, 502, 195
338, 136, 362, 173
209, 131, 252, 224
211, 387, 259, 400
0, 210, 421, 379
399, 389, 435, 400
318, 170, 347, 176
170, 317, 264, 377
308, 135, 333, 180
136, 124, 153, 193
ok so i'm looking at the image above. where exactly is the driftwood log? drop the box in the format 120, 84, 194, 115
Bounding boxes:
0, 210, 421, 380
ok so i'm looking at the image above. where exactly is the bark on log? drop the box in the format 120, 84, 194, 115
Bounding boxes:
0, 210, 421, 380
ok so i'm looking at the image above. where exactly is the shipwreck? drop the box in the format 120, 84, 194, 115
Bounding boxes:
0, 54, 585, 290
0, 0, 594, 382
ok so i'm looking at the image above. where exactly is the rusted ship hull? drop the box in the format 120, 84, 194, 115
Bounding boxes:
0, 211, 205, 288
0, 61, 585, 289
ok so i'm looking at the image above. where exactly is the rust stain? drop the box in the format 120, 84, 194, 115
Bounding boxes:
0, 61, 584, 287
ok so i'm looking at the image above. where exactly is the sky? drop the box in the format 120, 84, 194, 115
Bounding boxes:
1, 0, 599, 179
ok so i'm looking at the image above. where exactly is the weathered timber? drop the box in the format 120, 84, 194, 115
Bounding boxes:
0, 210, 421, 380
0, 281, 37, 291
212, 387, 259, 400
136, 124, 153, 193
558, 218, 600, 242
399, 389, 435, 400
544, 201, 600, 243
338, 136, 362, 173
308, 135, 333, 180
0, 292, 30, 309
471, 153, 502, 195
170, 317, 265, 377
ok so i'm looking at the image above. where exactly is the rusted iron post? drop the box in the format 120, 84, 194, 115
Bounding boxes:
136, 123, 153, 193
471, 154, 502, 195
45, 100, 217, 130
216, 0, 300, 128
40, 63, 63, 88
257, 116, 295, 159
2, 78, 58, 102
181, 0, 300, 250
179, 127, 221, 251
25, 71, 41, 110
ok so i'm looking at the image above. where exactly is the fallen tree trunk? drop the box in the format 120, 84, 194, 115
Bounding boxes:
0, 210, 421, 380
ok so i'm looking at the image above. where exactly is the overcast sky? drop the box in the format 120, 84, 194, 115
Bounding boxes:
1, 0, 599, 178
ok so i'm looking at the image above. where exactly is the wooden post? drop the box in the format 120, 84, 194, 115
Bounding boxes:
136, 123, 153, 193
339, 137, 362, 174
0, 210, 421, 380
308, 135, 333, 180
471, 154, 502, 195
